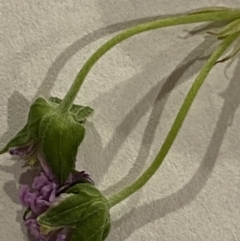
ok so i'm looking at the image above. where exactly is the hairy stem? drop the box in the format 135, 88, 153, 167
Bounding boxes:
59, 9, 240, 110
107, 31, 240, 208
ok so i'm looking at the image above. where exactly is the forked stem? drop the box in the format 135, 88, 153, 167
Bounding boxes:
107, 31, 240, 208
59, 9, 240, 111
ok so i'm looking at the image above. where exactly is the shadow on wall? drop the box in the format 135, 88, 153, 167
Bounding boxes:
108, 58, 240, 240
0, 13, 236, 241
1, 13, 180, 241
99, 36, 215, 196
0, 13, 175, 150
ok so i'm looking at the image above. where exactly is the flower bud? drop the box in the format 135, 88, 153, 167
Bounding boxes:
20, 164, 94, 241
38, 183, 111, 241
0, 96, 93, 184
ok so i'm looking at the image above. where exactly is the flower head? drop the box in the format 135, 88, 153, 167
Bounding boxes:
20, 155, 94, 241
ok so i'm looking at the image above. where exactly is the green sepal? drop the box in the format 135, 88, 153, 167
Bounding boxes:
208, 18, 240, 39
0, 97, 55, 154
102, 213, 111, 241
70, 202, 110, 241
0, 95, 88, 185
49, 96, 94, 124
39, 111, 85, 184
28, 97, 56, 125
38, 183, 111, 240
0, 124, 29, 154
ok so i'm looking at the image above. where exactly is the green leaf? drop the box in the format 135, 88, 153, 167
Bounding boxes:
208, 18, 240, 39
49, 96, 94, 124
70, 201, 109, 241
71, 105, 94, 124
39, 112, 85, 184
64, 182, 101, 196
48, 96, 63, 105
0, 124, 30, 154
102, 213, 111, 241
0, 97, 55, 154
38, 184, 111, 240
38, 184, 105, 226
28, 97, 55, 124
38, 184, 99, 226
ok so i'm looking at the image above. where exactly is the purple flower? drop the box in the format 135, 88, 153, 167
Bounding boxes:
19, 156, 94, 241
9, 142, 38, 166
24, 217, 69, 241
10, 143, 36, 158
25, 218, 48, 241
19, 173, 58, 215
56, 229, 68, 241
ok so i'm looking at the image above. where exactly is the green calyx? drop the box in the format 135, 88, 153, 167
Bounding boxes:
39, 110, 85, 185
0, 97, 54, 155
38, 183, 111, 241
0, 96, 93, 184
208, 18, 240, 63
49, 96, 94, 124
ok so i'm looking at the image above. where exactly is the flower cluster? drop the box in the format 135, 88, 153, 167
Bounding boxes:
11, 146, 94, 241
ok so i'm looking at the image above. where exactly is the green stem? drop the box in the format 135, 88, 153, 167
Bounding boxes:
107, 31, 240, 208
59, 9, 240, 111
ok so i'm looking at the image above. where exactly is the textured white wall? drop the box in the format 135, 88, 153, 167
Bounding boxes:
0, 1, 239, 240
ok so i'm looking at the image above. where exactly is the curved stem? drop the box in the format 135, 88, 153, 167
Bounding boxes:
107, 31, 240, 208
59, 9, 240, 111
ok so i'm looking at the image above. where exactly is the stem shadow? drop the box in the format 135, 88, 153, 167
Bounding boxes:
0, 15, 223, 241
0, 14, 180, 241
101, 37, 214, 196
108, 58, 240, 240
0, 13, 174, 153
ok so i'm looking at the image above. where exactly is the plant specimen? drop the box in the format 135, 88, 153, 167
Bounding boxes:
1, 7, 239, 241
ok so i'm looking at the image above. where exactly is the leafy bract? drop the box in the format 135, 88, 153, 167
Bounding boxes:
0, 96, 94, 184
39, 111, 85, 185
38, 183, 111, 241
49, 96, 94, 124
0, 97, 55, 154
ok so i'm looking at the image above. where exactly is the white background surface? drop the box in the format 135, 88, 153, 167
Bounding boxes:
0, 1, 240, 240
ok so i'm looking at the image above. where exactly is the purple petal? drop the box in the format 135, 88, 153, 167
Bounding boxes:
10, 144, 36, 158
32, 172, 51, 189
68, 171, 94, 184
37, 153, 54, 179
19, 185, 31, 206
48, 187, 58, 203
41, 183, 56, 197
19, 185, 47, 214
36, 195, 51, 207
56, 233, 67, 241
19, 185, 38, 210
56, 228, 69, 241
25, 219, 48, 241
